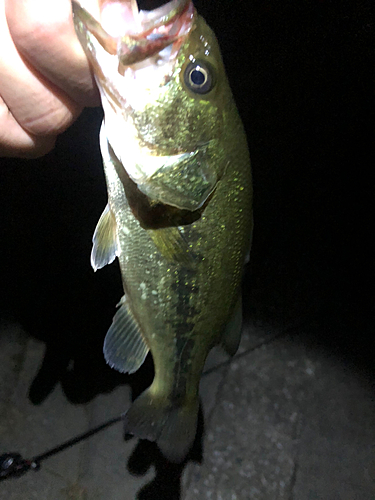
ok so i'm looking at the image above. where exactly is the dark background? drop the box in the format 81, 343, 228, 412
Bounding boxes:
0, 0, 373, 496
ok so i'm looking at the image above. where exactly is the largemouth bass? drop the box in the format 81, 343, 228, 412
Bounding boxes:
72, 0, 253, 462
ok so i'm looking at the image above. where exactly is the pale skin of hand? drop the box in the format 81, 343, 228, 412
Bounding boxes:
0, 0, 100, 158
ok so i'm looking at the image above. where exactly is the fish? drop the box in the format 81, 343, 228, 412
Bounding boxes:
72, 0, 253, 463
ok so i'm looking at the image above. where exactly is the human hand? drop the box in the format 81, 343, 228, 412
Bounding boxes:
0, 0, 100, 158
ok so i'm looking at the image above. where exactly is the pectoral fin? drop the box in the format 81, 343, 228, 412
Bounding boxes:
148, 227, 195, 266
104, 298, 149, 374
221, 295, 243, 356
91, 204, 118, 271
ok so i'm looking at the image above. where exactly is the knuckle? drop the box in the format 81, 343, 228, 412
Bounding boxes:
22, 100, 80, 137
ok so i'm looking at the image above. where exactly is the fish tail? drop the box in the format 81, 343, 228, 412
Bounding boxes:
124, 388, 199, 463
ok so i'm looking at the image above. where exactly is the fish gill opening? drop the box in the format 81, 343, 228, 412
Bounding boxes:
111, 144, 205, 229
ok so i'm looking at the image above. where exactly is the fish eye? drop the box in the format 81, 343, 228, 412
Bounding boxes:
184, 61, 214, 94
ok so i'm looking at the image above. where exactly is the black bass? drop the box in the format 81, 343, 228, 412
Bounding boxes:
72, 0, 253, 462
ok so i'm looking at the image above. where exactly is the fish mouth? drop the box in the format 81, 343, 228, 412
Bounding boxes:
72, 0, 195, 66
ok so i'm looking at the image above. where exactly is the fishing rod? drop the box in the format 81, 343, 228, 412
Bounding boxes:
0, 413, 126, 481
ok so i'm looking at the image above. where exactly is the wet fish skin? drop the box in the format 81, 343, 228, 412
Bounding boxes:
73, 0, 253, 462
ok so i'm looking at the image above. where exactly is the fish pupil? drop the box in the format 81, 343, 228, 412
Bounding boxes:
190, 68, 206, 86
184, 61, 213, 94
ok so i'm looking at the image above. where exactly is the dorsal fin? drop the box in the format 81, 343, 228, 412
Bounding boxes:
221, 295, 243, 357
104, 298, 149, 374
91, 204, 118, 271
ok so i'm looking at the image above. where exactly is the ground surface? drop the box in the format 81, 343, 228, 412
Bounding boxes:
0, 312, 374, 500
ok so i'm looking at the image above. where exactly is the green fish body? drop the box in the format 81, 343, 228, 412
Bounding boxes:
73, 0, 253, 462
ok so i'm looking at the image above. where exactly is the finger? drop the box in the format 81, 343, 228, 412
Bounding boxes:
0, 96, 56, 158
0, 0, 81, 138
5, 0, 100, 107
